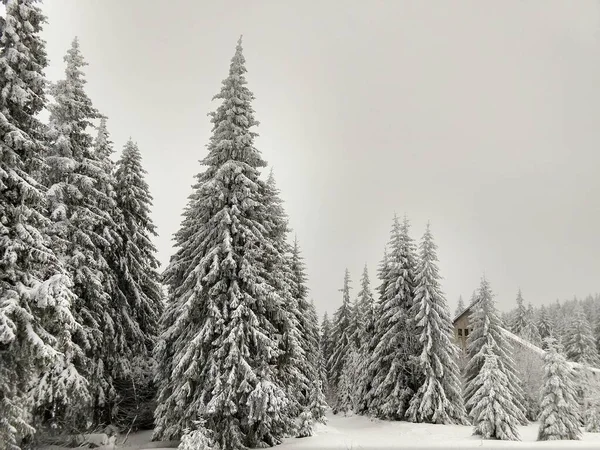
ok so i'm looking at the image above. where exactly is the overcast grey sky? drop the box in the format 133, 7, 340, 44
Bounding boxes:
39, 0, 600, 318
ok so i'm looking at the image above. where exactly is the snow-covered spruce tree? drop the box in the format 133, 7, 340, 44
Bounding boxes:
466, 350, 521, 440
114, 139, 163, 350
335, 347, 356, 416
365, 215, 419, 420
537, 305, 555, 345
113, 139, 164, 428
153, 38, 294, 449
0, 2, 87, 446
352, 265, 376, 414
44, 39, 135, 427
510, 289, 527, 336
352, 264, 375, 350
289, 236, 322, 411
537, 337, 582, 441
564, 302, 599, 366
469, 289, 479, 306
595, 314, 600, 356
455, 295, 465, 318
406, 224, 467, 424
307, 300, 328, 424
463, 277, 527, 425
320, 312, 333, 400
328, 269, 353, 409
261, 173, 307, 432
354, 248, 388, 415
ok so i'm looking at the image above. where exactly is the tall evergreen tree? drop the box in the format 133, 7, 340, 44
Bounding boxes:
537, 305, 555, 344
564, 303, 599, 366
261, 173, 305, 426
537, 338, 582, 441
565, 302, 599, 366
510, 289, 527, 335
455, 295, 465, 318
328, 269, 353, 408
114, 139, 163, 352
365, 215, 419, 419
44, 38, 128, 426
113, 139, 164, 427
290, 237, 320, 408
353, 264, 374, 350
319, 312, 332, 400
406, 224, 467, 424
463, 277, 527, 425
153, 38, 293, 449
0, 1, 86, 446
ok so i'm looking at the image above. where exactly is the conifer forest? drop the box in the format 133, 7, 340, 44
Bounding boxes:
2, 1, 600, 449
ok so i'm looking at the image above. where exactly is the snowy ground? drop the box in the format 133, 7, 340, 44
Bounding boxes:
87, 411, 600, 450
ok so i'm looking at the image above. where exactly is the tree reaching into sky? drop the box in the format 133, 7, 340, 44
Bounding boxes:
406, 224, 467, 424
288, 235, 325, 430
354, 264, 375, 350
463, 277, 528, 425
328, 268, 353, 409
537, 337, 582, 441
365, 215, 419, 420
537, 305, 555, 346
564, 302, 599, 366
510, 289, 528, 336
0, 2, 86, 446
44, 37, 132, 426
455, 295, 465, 318
114, 139, 163, 353
153, 37, 296, 449
261, 173, 305, 429
320, 312, 333, 401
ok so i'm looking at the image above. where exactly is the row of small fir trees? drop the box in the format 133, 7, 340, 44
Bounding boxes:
321, 216, 593, 442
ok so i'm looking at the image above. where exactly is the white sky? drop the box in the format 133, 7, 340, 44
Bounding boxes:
38, 0, 600, 318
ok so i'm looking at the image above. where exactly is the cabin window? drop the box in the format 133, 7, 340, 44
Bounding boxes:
458, 329, 463, 337
464, 329, 469, 337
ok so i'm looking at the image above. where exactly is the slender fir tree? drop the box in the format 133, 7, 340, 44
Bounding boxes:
261, 173, 305, 426
537, 305, 555, 344
320, 313, 332, 400
114, 139, 163, 352
328, 269, 353, 408
365, 215, 419, 420
290, 237, 322, 413
463, 277, 528, 425
510, 289, 527, 335
455, 295, 465, 318
113, 139, 164, 427
406, 224, 467, 424
537, 338, 582, 441
564, 303, 599, 366
353, 264, 375, 350
153, 38, 293, 449
0, 2, 86, 446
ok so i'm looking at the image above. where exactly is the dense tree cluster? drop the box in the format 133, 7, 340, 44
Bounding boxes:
0, 1, 162, 447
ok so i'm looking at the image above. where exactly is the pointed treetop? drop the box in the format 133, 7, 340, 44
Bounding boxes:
267, 167, 275, 184
94, 117, 113, 160
229, 34, 246, 76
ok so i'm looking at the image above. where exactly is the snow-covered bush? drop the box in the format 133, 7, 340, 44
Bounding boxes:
296, 410, 314, 438
179, 420, 218, 450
